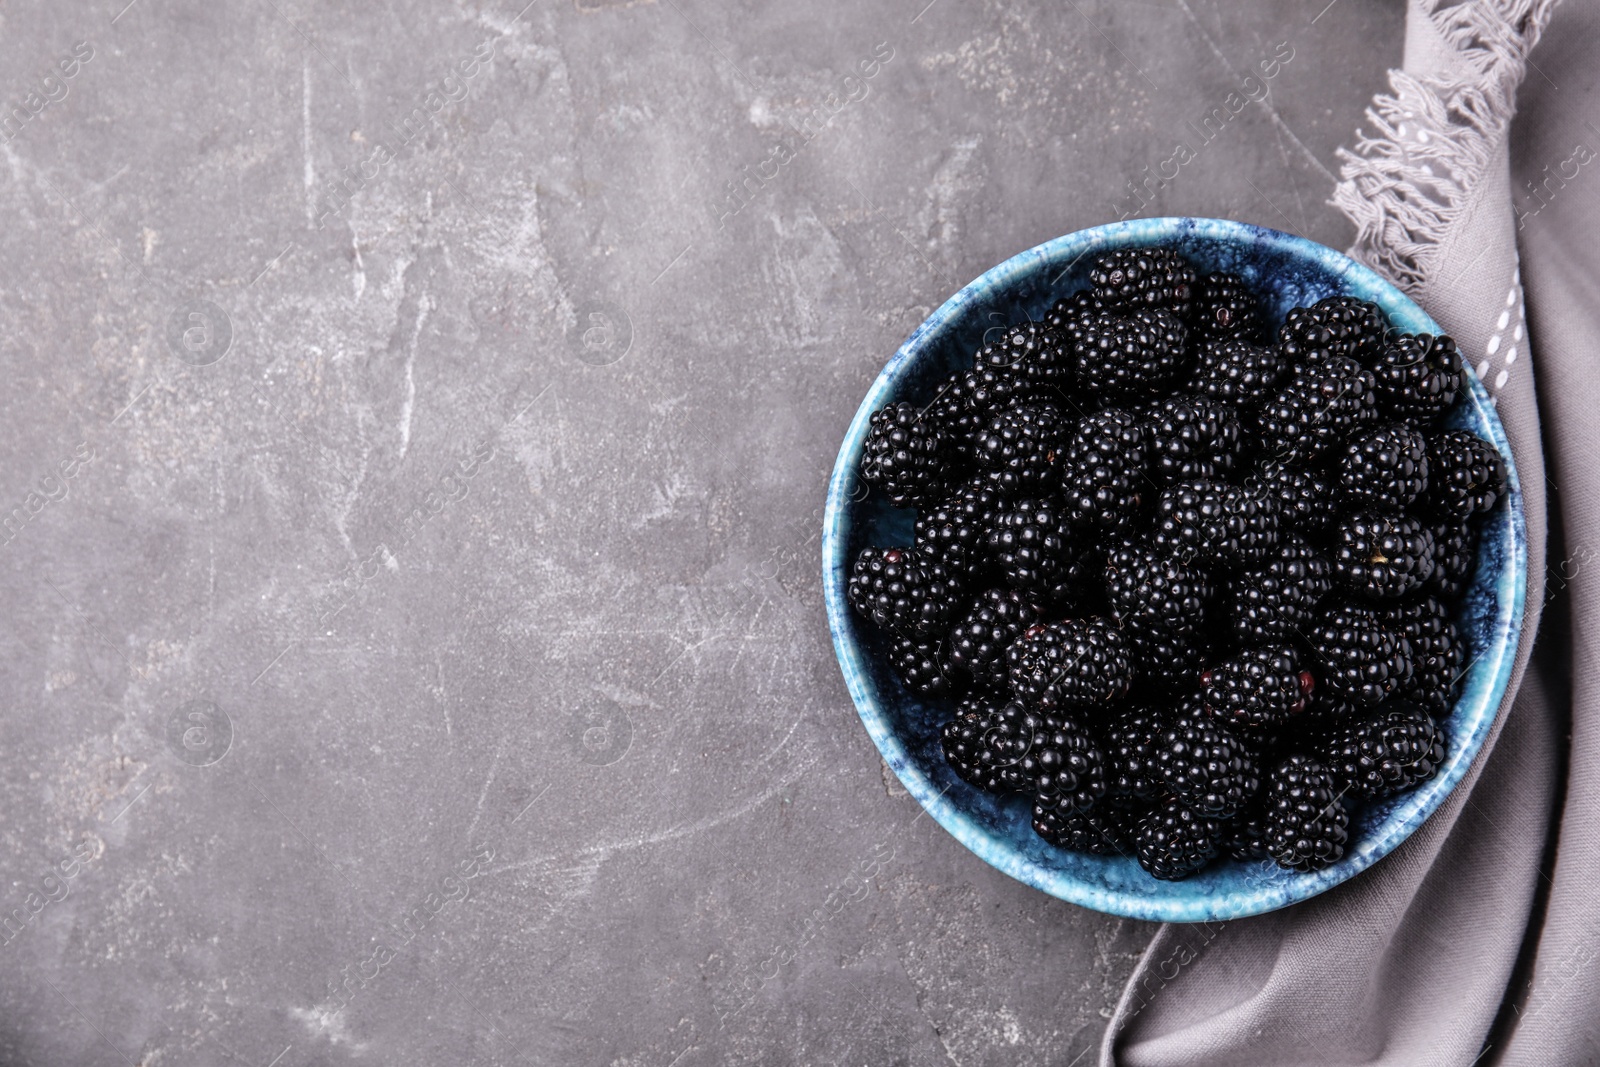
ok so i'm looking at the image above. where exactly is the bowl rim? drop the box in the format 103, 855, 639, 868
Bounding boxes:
821, 216, 1528, 923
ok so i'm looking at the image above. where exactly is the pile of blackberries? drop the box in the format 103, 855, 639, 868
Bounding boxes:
848, 246, 1506, 880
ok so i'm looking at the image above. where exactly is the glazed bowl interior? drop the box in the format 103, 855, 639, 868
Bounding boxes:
822, 217, 1527, 922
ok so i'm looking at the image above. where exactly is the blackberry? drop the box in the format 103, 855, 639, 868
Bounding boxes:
986, 498, 1080, 590
924, 375, 984, 466
1336, 424, 1430, 511
1422, 430, 1507, 520
1256, 355, 1379, 464
1007, 618, 1132, 709
1152, 480, 1279, 567
959, 365, 1034, 416
1220, 814, 1269, 862
1028, 711, 1109, 815
1308, 601, 1414, 707
1382, 596, 1464, 714
947, 588, 1040, 690
974, 320, 1074, 401
1145, 394, 1243, 482
1105, 539, 1216, 634
1072, 309, 1188, 398
1426, 520, 1476, 599
888, 635, 961, 696
914, 476, 1004, 576
1331, 511, 1436, 600
1248, 462, 1335, 537
1201, 646, 1313, 731
940, 700, 1001, 790
1277, 295, 1385, 365
1227, 533, 1334, 645
1192, 271, 1259, 339
1097, 704, 1167, 800
1034, 805, 1128, 854
1058, 408, 1149, 534
1262, 755, 1350, 872
1135, 798, 1219, 880
1035, 542, 1108, 615
1373, 334, 1463, 426
861, 402, 948, 507
1125, 622, 1210, 696
1318, 700, 1445, 800
1044, 289, 1104, 336
1157, 713, 1261, 818
1189, 337, 1284, 408
847, 547, 962, 637
972, 700, 1051, 794
1088, 247, 1197, 315
973, 402, 1067, 498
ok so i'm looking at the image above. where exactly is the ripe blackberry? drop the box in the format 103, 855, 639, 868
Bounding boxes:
924, 375, 984, 465
1201, 646, 1313, 731
1072, 309, 1188, 398
1331, 511, 1436, 600
888, 635, 961, 696
847, 547, 962, 637
1373, 334, 1463, 426
1152, 480, 1279, 567
1262, 755, 1350, 872
1382, 596, 1464, 714
1135, 798, 1220, 880
1034, 805, 1128, 854
1105, 539, 1215, 634
1088, 247, 1197, 315
959, 364, 1035, 416
1145, 394, 1243, 482
1192, 271, 1260, 339
1125, 623, 1210, 696
1036, 542, 1108, 615
1221, 814, 1269, 862
1277, 295, 1385, 365
947, 588, 1040, 690
1189, 337, 1284, 408
1336, 424, 1430, 511
1257, 355, 1379, 465
1097, 704, 1167, 800
971, 700, 1051, 793
1157, 713, 1261, 818
1227, 533, 1334, 645
1248, 462, 1335, 536
1059, 408, 1149, 534
1029, 712, 1109, 815
914, 476, 1004, 576
861, 402, 948, 507
1422, 430, 1507, 520
1044, 288, 1104, 336
1308, 601, 1414, 707
974, 320, 1074, 401
973, 402, 1067, 498
1007, 618, 1132, 709
939, 701, 992, 787
1318, 700, 1445, 800
1427, 520, 1476, 599
986, 498, 1079, 590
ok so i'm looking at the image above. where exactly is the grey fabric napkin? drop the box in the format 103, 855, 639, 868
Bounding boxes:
1101, 0, 1600, 1062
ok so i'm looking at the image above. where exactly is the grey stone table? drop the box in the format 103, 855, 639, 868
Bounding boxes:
0, 0, 1399, 1062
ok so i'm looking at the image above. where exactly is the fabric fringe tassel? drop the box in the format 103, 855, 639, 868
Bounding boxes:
1331, 0, 1559, 292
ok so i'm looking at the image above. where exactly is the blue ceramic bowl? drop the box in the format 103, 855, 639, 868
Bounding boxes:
822, 217, 1527, 923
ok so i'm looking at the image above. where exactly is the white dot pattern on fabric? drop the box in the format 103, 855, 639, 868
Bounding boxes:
1476, 264, 1527, 399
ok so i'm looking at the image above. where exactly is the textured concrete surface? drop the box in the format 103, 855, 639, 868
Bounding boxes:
0, 0, 1400, 1063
